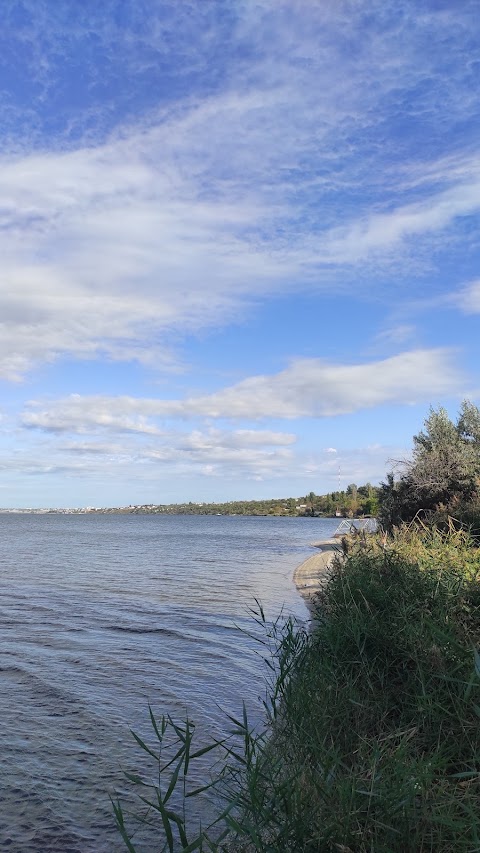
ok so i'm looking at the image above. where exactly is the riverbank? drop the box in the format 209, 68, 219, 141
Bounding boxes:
116, 524, 480, 852
261, 529, 479, 848
293, 536, 340, 612
225, 526, 480, 852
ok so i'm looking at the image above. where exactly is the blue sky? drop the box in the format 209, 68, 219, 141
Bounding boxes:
1, 0, 480, 508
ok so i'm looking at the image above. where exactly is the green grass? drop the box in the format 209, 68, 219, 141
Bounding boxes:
114, 526, 480, 852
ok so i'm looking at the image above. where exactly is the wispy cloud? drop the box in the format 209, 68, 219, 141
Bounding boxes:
323, 178, 480, 263
2, 427, 297, 486
456, 280, 480, 314
22, 348, 465, 431
0, 428, 402, 498
373, 325, 416, 347
0, 3, 480, 380
2, 131, 480, 380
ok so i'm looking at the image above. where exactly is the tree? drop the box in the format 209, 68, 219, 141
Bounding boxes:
363, 495, 379, 516
345, 483, 359, 516
379, 401, 480, 531
458, 399, 480, 444
409, 405, 479, 504
306, 491, 317, 515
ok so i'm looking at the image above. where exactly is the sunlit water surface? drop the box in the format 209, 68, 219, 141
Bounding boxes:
0, 513, 338, 851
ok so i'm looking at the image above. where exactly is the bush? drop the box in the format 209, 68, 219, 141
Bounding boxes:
379, 402, 480, 532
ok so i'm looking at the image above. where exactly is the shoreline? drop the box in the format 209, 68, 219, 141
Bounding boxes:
293, 537, 341, 615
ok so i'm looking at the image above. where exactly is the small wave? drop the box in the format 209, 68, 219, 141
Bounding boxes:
0, 664, 29, 676
0, 665, 82, 711
103, 623, 184, 638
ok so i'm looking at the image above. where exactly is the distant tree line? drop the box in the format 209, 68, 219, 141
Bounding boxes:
301, 483, 379, 518
116, 485, 380, 518
133, 401, 480, 526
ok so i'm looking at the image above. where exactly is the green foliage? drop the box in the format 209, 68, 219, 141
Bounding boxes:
101, 485, 380, 519
115, 529, 480, 852
379, 401, 480, 532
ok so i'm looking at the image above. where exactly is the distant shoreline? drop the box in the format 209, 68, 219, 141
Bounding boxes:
0, 507, 344, 517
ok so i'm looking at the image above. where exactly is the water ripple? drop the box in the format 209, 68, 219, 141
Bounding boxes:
0, 513, 337, 851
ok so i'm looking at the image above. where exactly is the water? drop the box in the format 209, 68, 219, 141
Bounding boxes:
0, 513, 338, 851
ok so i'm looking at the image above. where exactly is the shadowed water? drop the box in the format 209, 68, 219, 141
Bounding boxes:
0, 513, 338, 851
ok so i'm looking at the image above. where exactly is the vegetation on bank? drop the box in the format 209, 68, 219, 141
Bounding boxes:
379, 400, 480, 536
114, 402, 480, 852
95, 484, 379, 518
114, 524, 480, 852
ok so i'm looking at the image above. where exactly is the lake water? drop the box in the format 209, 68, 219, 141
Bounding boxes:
0, 513, 339, 851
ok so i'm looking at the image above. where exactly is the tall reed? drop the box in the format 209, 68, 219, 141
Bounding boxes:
114, 526, 480, 852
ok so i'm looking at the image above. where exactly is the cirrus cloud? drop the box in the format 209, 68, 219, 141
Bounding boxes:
456, 280, 480, 314
1, 1, 480, 381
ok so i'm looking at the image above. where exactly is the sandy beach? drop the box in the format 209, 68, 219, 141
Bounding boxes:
293, 537, 341, 614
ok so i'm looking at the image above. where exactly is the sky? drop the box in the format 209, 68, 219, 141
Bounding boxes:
1, 0, 479, 508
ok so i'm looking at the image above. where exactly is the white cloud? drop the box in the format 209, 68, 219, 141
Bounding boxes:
22, 348, 464, 432
374, 325, 416, 346
7, 427, 297, 485
1, 134, 478, 381
0, 132, 296, 379
323, 178, 480, 263
0, 426, 402, 498
2, 1, 480, 508
59, 440, 128, 455
177, 428, 296, 450
0, 3, 480, 380
456, 280, 480, 314
178, 349, 464, 419
22, 394, 165, 435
